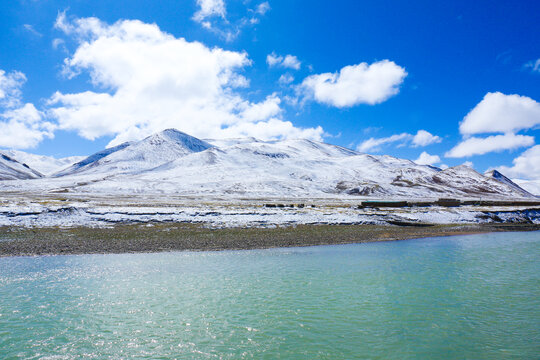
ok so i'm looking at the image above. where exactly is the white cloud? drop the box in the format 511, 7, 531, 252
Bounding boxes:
357, 130, 441, 152
524, 59, 540, 73
266, 53, 281, 67
301, 60, 407, 108
357, 133, 410, 152
52, 38, 66, 51
412, 130, 441, 147
55, 11, 106, 38
0, 70, 54, 149
192, 0, 269, 41
238, 94, 281, 122
445, 133, 535, 158
256, 2, 270, 15
282, 55, 301, 70
414, 151, 440, 166
193, 0, 226, 22
462, 161, 474, 168
0, 104, 54, 149
266, 52, 301, 70
495, 145, 540, 180
0, 70, 26, 108
23, 24, 43, 37
218, 118, 323, 141
459, 92, 540, 135
278, 74, 294, 85
48, 16, 323, 147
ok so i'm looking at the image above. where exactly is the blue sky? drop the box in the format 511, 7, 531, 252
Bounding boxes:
0, 0, 539, 178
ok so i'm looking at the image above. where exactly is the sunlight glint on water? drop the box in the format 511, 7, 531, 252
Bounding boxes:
1, 231, 539, 359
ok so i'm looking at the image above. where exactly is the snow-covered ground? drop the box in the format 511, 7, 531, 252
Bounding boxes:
0, 194, 538, 228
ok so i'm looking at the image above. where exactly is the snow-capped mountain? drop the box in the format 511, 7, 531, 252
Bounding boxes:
484, 170, 532, 196
1, 150, 85, 176
54, 129, 213, 177
91, 143, 527, 199
0, 154, 43, 180
0, 129, 534, 200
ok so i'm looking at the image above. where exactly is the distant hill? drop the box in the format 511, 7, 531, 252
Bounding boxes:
0, 154, 42, 180
1, 150, 85, 176
0, 129, 533, 199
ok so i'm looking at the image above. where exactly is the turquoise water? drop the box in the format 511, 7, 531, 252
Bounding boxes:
1, 232, 539, 359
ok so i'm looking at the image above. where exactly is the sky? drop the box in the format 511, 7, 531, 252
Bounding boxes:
0, 0, 539, 180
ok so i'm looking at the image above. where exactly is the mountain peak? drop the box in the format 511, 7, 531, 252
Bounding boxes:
484, 169, 531, 196
155, 128, 189, 140
485, 169, 503, 178
143, 129, 213, 152
54, 129, 213, 177
485, 169, 510, 182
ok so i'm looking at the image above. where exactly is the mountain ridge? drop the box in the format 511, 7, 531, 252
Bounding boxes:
0, 129, 535, 199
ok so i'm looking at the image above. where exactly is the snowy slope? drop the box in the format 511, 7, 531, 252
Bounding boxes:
512, 179, 540, 196
66, 134, 531, 199
54, 129, 213, 177
53, 142, 133, 177
203, 137, 262, 148
0, 129, 533, 200
484, 170, 532, 196
416, 165, 532, 198
0, 154, 42, 180
1, 150, 85, 176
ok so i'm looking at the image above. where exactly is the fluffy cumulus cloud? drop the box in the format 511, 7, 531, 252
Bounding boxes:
357, 130, 440, 152
412, 129, 441, 147
301, 60, 407, 108
49, 15, 323, 146
267, 53, 301, 70
0, 70, 54, 149
459, 92, 540, 135
414, 151, 441, 166
447, 92, 540, 158
495, 145, 540, 180
445, 133, 535, 158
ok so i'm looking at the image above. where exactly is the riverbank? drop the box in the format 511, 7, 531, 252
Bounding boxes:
1, 223, 539, 257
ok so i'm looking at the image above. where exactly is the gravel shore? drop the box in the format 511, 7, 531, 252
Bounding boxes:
1, 223, 539, 257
